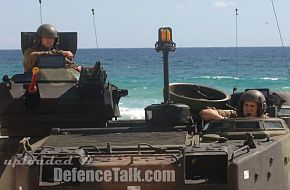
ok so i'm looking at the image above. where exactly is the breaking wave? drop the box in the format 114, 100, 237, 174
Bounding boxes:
119, 107, 145, 119
193, 76, 240, 80
192, 75, 287, 81
260, 77, 286, 81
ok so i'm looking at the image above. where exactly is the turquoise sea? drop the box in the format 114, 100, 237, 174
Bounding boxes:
0, 47, 290, 119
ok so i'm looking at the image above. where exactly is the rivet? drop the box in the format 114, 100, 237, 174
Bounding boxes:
269, 157, 274, 167
284, 157, 289, 166
267, 172, 271, 182
254, 173, 259, 183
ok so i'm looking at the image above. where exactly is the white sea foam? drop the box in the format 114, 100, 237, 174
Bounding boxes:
194, 76, 239, 80
119, 107, 145, 119
212, 76, 239, 80
193, 75, 287, 81
196, 76, 211, 79
260, 77, 284, 81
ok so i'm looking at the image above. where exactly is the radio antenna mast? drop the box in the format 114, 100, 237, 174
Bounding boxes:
91, 9, 101, 62
270, 0, 290, 78
233, 8, 239, 93
39, 0, 43, 25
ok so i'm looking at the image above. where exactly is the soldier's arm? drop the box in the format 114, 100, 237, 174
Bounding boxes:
200, 108, 225, 121
216, 109, 237, 118
31, 50, 66, 56
23, 49, 74, 72
200, 108, 237, 121
65, 58, 82, 71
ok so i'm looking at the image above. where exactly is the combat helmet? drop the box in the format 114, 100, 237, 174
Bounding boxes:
35, 24, 59, 46
36, 24, 58, 38
237, 90, 267, 116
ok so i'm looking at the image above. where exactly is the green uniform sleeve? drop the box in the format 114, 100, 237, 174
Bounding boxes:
23, 47, 64, 72
65, 58, 79, 70
216, 109, 238, 118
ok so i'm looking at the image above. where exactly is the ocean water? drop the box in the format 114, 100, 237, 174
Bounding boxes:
1, 47, 290, 119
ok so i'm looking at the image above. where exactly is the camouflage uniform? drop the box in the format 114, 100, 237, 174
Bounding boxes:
216, 109, 269, 119
216, 109, 238, 118
23, 44, 79, 72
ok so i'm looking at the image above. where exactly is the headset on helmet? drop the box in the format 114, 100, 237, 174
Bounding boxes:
237, 90, 267, 116
35, 24, 59, 48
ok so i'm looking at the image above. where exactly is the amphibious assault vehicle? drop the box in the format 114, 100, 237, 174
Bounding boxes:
1, 28, 290, 190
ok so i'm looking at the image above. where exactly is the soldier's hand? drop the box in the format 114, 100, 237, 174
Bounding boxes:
63, 51, 74, 60
77, 66, 82, 72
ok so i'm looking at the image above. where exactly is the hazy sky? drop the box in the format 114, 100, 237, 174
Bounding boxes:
0, 0, 289, 49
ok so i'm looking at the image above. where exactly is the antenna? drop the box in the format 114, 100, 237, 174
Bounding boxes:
233, 8, 238, 93
270, 0, 290, 78
91, 8, 101, 62
39, 0, 43, 25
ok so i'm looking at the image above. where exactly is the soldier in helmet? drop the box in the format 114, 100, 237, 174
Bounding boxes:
23, 24, 80, 72
200, 89, 269, 121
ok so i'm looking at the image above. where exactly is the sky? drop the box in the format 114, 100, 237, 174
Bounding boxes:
0, 0, 290, 49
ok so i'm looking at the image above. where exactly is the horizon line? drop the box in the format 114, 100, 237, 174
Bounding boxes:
0, 45, 289, 51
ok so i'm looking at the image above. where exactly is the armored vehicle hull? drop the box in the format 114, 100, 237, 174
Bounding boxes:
0, 74, 124, 136
1, 117, 290, 190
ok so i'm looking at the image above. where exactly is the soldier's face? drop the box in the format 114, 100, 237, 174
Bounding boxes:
41, 37, 55, 50
243, 101, 258, 117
